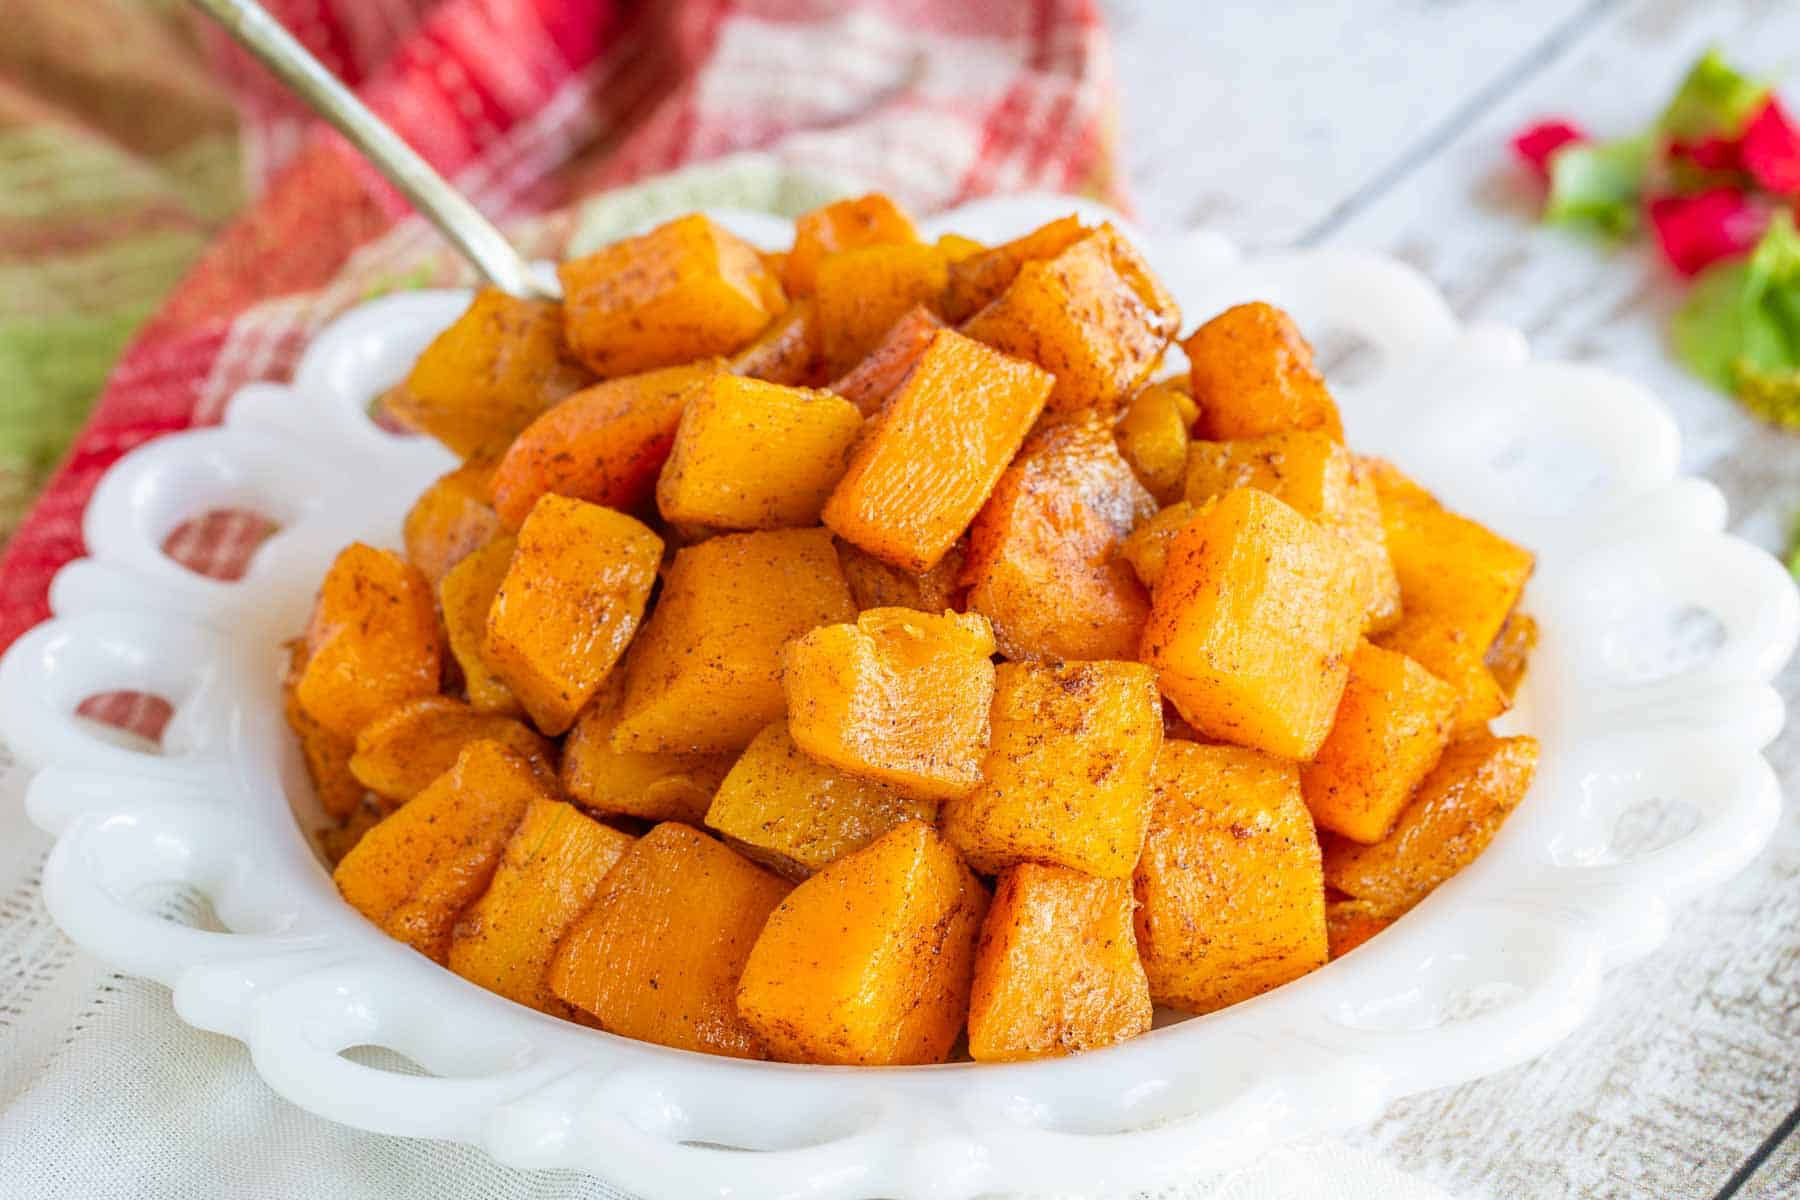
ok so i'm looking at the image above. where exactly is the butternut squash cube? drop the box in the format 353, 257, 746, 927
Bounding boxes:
1184, 302, 1343, 441
350, 696, 554, 805
656, 374, 863, 530
387, 289, 592, 457
485, 496, 662, 736
447, 797, 633, 1015
1300, 642, 1456, 844
1133, 741, 1328, 1013
783, 608, 997, 802
1326, 897, 1394, 959
403, 459, 501, 587
942, 214, 1089, 323
611, 527, 857, 754
835, 537, 966, 614
963, 412, 1156, 661
490, 361, 722, 529
283, 643, 364, 819
548, 823, 791, 1058
557, 214, 785, 376
728, 296, 823, 385
815, 242, 949, 375
941, 661, 1162, 878
823, 328, 1052, 572
967, 864, 1152, 1061
784, 193, 921, 296
1487, 611, 1538, 700
333, 740, 544, 961
962, 225, 1180, 413
826, 305, 944, 416
1141, 488, 1363, 760
705, 722, 936, 878
1119, 501, 1198, 592
736, 821, 987, 1065
1115, 381, 1193, 503
1322, 734, 1539, 912
438, 536, 519, 715
295, 543, 442, 739
560, 677, 736, 823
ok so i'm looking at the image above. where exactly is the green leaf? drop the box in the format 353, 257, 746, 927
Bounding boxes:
1544, 136, 1649, 236
1656, 48, 1769, 142
1672, 258, 1755, 390
1787, 518, 1800, 582
1671, 211, 1800, 429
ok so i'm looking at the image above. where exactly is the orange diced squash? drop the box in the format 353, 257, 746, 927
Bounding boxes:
942, 214, 1089, 323
1487, 611, 1538, 700
783, 608, 997, 802
1184, 302, 1343, 441
283, 643, 364, 819
1133, 741, 1328, 1013
611, 527, 856, 754
333, 740, 543, 961
403, 459, 502, 587
438, 536, 519, 715
1322, 734, 1539, 911
705, 722, 936, 878
1119, 500, 1198, 592
1300, 642, 1456, 843
548, 823, 791, 1058
935, 232, 986, 263
295, 543, 442, 740
962, 412, 1156, 661
349, 696, 554, 805
1326, 897, 1394, 959
447, 797, 633, 1015
557, 214, 785, 376
317, 797, 384, 866
784, 193, 921, 296
815, 242, 949, 375
387, 289, 592, 457
823, 328, 1052, 572
656, 374, 862, 530
826, 305, 944, 416
728, 297, 824, 385
1115, 381, 1193, 503
835, 537, 967, 614
1141, 488, 1363, 760
736, 821, 986, 1065
485, 496, 661, 736
941, 661, 1162, 878
967, 864, 1152, 1061
560, 677, 737, 823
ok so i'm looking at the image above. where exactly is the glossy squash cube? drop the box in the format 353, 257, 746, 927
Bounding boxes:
728, 296, 824, 386
438, 536, 519, 715
826, 305, 944, 415
295, 543, 442, 740
349, 696, 554, 806
283, 642, 364, 819
559, 677, 736, 823
815, 242, 949, 375
834, 536, 967, 614
942, 214, 1089, 323
1183, 302, 1343, 441
1115, 380, 1193, 502
784, 193, 920, 295
1119, 500, 1198, 592
402, 459, 502, 587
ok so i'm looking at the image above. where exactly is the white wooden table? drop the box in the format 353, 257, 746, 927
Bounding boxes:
1105, 2, 1799, 1197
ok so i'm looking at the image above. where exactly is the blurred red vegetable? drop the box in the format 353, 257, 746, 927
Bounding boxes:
1648, 188, 1770, 276
1512, 120, 1588, 181
1742, 99, 1800, 197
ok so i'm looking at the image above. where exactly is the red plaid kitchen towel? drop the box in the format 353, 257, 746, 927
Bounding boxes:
0, 0, 1124, 659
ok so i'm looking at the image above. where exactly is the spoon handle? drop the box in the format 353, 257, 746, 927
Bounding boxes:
191, 0, 557, 301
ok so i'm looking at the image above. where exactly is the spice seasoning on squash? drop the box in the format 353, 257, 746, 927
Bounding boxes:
826, 304, 945, 416
294, 543, 443, 740
783, 193, 921, 296
403, 459, 502, 588
814, 241, 950, 376
942, 214, 1089, 323
437, 536, 520, 715
350, 695, 555, 806
835, 536, 967, 614
1119, 500, 1200, 592
1183, 301, 1344, 442
282, 641, 365, 820
559, 676, 736, 823
727, 296, 824, 386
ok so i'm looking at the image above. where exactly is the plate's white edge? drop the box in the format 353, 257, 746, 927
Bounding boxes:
0, 192, 1793, 1200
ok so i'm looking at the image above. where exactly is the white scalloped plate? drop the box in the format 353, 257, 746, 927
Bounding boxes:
2, 194, 1794, 1200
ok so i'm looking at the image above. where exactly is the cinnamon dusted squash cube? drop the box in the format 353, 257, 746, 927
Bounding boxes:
823, 329, 1051, 573
1325, 897, 1395, 959
549, 823, 791, 1058
736, 821, 987, 1065
727, 296, 823, 385
350, 696, 554, 806
333, 740, 545, 962
1183, 302, 1343, 442
705, 722, 936, 879
962, 225, 1180, 413
490, 360, 722, 528
826, 305, 943, 415
610, 527, 857, 754
784, 193, 921, 296
815, 242, 949, 375
282, 643, 364, 819
560, 677, 736, 824
386, 289, 592, 457
1301, 642, 1456, 844
782, 608, 997, 802
941, 661, 1162, 878
1115, 380, 1194, 503
835, 537, 967, 614
655, 374, 863, 530
447, 797, 634, 1016
1133, 741, 1328, 1013
402, 459, 501, 587
1118, 501, 1198, 592
438, 536, 519, 715
942, 214, 1089, 323
1322, 733, 1539, 912
1140, 488, 1363, 760
557, 214, 786, 376
295, 543, 442, 740
967, 864, 1152, 1061
485, 496, 662, 736
963, 412, 1157, 661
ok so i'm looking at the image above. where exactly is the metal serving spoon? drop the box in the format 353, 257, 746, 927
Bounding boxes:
190, 0, 557, 301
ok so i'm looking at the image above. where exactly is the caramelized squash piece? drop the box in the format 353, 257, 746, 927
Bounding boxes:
826, 305, 943, 416
485, 496, 661, 736
783, 608, 997, 802
549, 823, 791, 1058
283, 642, 364, 819
403, 459, 502, 587
438, 536, 519, 715
784, 193, 920, 296
611, 527, 856, 753
1141, 488, 1363, 760
942, 214, 1088, 323
1115, 381, 1193, 503
935, 232, 986, 263
1326, 897, 1394, 959
558, 214, 785, 376
386, 289, 592, 457
490, 360, 722, 529
835, 537, 966, 614
295, 543, 442, 739
1133, 741, 1327, 1013
705, 722, 935, 878
967, 864, 1152, 1061
656, 374, 863, 530
350, 696, 554, 805
1301, 642, 1456, 844
824, 328, 1052, 572
1486, 611, 1538, 700
941, 661, 1162, 878
962, 225, 1179, 413
963, 412, 1156, 661
333, 740, 544, 961
560, 677, 736, 823
447, 798, 633, 1015
1119, 500, 1198, 592
317, 796, 384, 866
1322, 734, 1539, 912
728, 297, 823, 385
1184, 302, 1343, 441
736, 821, 986, 1065
815, 242, 949, 376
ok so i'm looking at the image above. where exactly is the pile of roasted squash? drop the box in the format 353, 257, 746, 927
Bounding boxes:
289, 195, 1540, 1065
